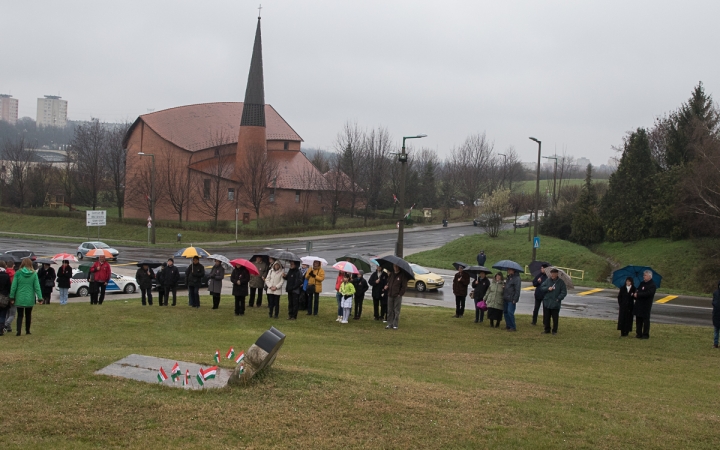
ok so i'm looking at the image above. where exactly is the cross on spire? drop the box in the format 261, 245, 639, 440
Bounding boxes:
258, 4, 262, 18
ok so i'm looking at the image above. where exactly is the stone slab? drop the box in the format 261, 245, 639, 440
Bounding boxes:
95, 354, 233, 390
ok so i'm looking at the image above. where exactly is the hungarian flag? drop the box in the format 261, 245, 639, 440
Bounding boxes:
170, 362, 180, 382
157, 367, 168, 383
201, 366, 218, 380
183, 369, 190, 386
238, 363, 245, 374
214, 350, 220, 364
196, 369, 204, 386
234, 351, 245, 364
226, 347, 235, 360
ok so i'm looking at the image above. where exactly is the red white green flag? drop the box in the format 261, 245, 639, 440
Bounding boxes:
234, 351, 245, 364
226, 347, 235, 360
214, 350, 220, 364
196, 369, 204, 386
157, 367, 168, 383
201, 366, 218, 380
183, 369, 190, 386
238, 363, 245, 374
171, 362, 180, 382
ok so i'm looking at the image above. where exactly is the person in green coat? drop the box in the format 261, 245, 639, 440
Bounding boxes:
483, 273, 505, 328
539, 268, 567, 335
9, 258, 42, 336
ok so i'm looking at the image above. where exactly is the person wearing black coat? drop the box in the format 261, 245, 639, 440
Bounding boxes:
56, 260, 73, 305
472, 272, 491, 323
352, 272, 369, 320
135, 264, 155, 306
531, 264, 549, 325
369, 267, 388, 321
617, 277, 636, 337
476, 250, 486, 267
284, 261, 304, 320
163, 258, 180, 306
633, 271, 657, 339
712, 281, 720, 348
156, 263, 167, 306
186, 256, 205, 308
37, 263, 56, 304
0, 263, 11, 336
231, 265, 250, 316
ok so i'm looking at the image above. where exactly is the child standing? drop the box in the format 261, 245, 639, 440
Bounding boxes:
713, 281, 720, 348
339, 273, 356, 324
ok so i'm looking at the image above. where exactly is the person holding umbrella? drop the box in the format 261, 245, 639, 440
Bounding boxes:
617, 277, 636, 337
384, 264, 409, 330
531, 264, 549, 326
265, 261, 284, 318
284, 261, 304, 320
369, 265, 388, 321
539, 268, 567, 335
484, 273, 505, 328
230, 262, 250, 316
208, 259, 225, 309
634, 270, 657, 339
37, 261, 56, 304
452, 265, 470, 319
304, 260, 325, 316
471, 269, 491, 323
56, 259, 73, 305
249, 256, 268, 308
136, 262, 156, 306
503, 268, 522, 331
163, 258, 180, 306
352, 271, 369, 320
89, 255, 111, 305
186, 256, 204, 308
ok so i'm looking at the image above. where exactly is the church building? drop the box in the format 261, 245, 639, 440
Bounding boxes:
123, 15, 333, 224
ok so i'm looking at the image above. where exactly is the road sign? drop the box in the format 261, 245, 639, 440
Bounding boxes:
306, 241, 313, 253
147, 216, 152, 222
86, 210, 107, 227
533, 236, 540, 248
147, 221, 152, 229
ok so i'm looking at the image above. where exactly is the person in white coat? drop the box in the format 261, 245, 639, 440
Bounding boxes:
264, 261, 285, 319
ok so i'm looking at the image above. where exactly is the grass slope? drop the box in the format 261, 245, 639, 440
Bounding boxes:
407, 230, 612, 283
2, 297, 719, 448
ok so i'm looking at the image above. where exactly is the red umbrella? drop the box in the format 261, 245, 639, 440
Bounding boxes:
86, 249, 113, 258
229, 258, 260, 276
52, 253, 78, 262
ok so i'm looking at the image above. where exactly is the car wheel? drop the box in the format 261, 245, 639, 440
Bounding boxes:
415, 281, 426, 292
77, 252, 83, 260
124, 283, 136, 294
77, 286, 89, 297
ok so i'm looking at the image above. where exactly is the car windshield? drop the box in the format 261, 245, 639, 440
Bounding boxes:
410, 264, 430, 275
95, 243, 110, 249
517, 215, 530, 221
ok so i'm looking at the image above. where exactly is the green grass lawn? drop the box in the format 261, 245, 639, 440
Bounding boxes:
2, 296, 719, 448
512, 178, 607, 194
407, 230, 612, 284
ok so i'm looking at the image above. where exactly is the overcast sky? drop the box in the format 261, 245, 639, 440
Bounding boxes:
3, 0, 719, 164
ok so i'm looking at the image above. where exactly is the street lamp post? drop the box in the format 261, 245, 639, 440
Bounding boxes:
138, 152, 156, 244
498, 153, 507, 189
396, 134, 427, 258
542, 155, 558, 207
529, 137, 542, 262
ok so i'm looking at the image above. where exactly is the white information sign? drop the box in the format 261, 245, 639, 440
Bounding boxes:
86, 210, 107, 227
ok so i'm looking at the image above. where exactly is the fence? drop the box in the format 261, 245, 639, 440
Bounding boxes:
524, 265, 585, 281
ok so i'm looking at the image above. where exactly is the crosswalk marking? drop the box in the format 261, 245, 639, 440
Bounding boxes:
655, 295, 678, 304
577, 288, 604, 296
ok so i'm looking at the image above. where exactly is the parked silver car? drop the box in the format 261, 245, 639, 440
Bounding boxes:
76, 241, 119, 260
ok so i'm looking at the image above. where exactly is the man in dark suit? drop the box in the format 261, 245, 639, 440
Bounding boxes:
476, 250, 486, 267
634, 270, 657, 339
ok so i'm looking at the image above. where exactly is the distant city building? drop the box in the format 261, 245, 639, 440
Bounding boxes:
0, 94, 19, 124
36, 95, 68, 127
576, 157, 591, 168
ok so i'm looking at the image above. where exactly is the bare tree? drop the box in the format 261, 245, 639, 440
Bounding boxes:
310, 150, 330, 173
335, 121, 364, 217
61, 148, 77, 211
322, 153, 349, 227
71, 119, 107, 210
451, 133, 495, 217
159, 145, 193, 226
27, 162, 56, 208
1, 136, 34, 211
126, 156, 163, 220
194, 132, 235, 228
682, 126, 720, 225
104, 123, 130, 220
479, 189, 510, 237
360, 126, 392, 223
437, 160, 460, 220
236, 144, 279, 228
297, 163, 326, 224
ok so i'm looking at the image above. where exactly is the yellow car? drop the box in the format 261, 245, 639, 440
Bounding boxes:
408, 263, 445, 292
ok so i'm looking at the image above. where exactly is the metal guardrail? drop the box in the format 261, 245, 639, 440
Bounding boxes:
524, 265, 585, 281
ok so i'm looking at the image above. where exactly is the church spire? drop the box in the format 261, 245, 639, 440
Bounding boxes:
240, 16, 265, 127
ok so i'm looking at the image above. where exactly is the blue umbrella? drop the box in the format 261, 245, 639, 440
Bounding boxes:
491, 260, 524, 273
612, 266, 662, 289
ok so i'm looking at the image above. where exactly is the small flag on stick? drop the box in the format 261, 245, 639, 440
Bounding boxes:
183, 369, 190, 386
234, 351, 245, 364
171, 362, 180, 382
214, 350, 220, 364
157, 367, 168, 383
196, 369, 205, 386
201, 366, 218, 380
226, 347, 235, 360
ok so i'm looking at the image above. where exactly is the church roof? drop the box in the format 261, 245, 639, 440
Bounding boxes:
123, 102, 302, 152
240, 17, 266, 127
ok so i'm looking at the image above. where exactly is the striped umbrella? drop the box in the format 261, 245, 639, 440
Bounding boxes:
332, 261, 359, 274
174, 246, 210, 259
52, 253, 78, 262
86, 248, 114, 258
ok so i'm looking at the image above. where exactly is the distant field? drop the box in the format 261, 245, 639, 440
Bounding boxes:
512, 178, 607, 194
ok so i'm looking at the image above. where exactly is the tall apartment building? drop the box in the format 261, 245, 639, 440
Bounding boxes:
36, 95, 68, 127
0, 94, 19, 124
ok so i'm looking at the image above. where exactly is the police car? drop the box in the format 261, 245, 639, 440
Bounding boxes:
67, 269, 137, 297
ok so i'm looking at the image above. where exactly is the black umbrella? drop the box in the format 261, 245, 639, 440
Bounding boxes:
271, 250, 301, 263
0, 254, 18, 264
336, 254, 374, 273
249, 253, 270, 263
491, 260, 524, 273
529, 260, 551, 277
375, 255, 415, 280
452, 261, 470, 270
465, 265, 493, 277
36, 258, 57, 265
137, 260, 163, 269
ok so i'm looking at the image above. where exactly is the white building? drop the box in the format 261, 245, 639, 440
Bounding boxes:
36, 95, 68, 127
0, 94, 19, 124
576, 157, 591, 168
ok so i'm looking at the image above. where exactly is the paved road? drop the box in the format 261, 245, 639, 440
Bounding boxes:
0, 225, 712, 327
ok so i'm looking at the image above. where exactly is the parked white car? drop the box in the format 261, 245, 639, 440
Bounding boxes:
66, 269, 137, 297
76, 242, 120, 260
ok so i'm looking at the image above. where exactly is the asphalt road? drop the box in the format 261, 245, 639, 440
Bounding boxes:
0, 225, 713, 327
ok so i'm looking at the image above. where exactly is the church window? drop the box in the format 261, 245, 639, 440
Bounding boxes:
283, 141, 289, 150
269, 193, 275, 203
295, 190, 300, 203
203, 179, 211, 199
227, 188, 235, 201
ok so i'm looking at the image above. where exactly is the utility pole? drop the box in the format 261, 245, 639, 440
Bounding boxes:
396, 134, 427, 257
529, 137, 542, 262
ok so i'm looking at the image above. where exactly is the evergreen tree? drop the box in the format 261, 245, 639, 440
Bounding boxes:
569, 164, 604, 245
600, 128, 657, 242
664, 82, 720, 167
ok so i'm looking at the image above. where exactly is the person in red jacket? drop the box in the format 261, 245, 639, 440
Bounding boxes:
89, 255, 112, 305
